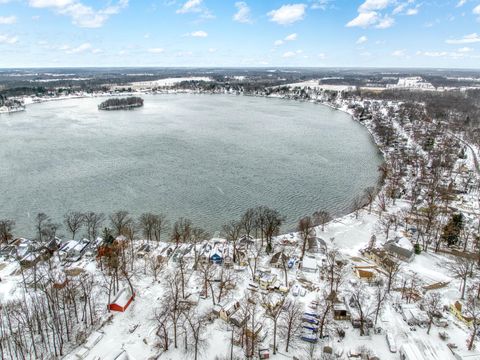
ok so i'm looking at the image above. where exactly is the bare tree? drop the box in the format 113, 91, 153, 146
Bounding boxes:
215, 267, 237, 304
0, 219, 15, 244
322, 248, 346, 294
109, 210, 133, 236
241, 208, 256, 239
64, 211, 85, 239
263, 208, 285, 254
447, 257, 476, 299
163, 271, 185, 349
315, 291, 333, 339
465, 288, 480, 351
364, 186, 377, 214
148, 255, 166, 281
422, 292, 442, 334
185, 310, 209, 360
190, 226, 209, 269
84, 212, 105, 240
246, 240, 262, 280
153, 214, 169, 242
349, 283, 375, 336
140, 212, 157, 242
262, 293, 286, 355
35, 212, 50, 242
223, 220, 242, 264
198, 261, 215, 301
351, 195, 363, 219
154, 305, 171, 351
279, 299, 303, 353
297, 216, 315, 261
380, 214, 395, 240
383, 258, 401, 293
313, 210, 332, 232
171, 217, 192, 247
373, 283, 387, 326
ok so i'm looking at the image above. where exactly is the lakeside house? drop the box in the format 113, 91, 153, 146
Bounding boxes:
383, 236, 414, 262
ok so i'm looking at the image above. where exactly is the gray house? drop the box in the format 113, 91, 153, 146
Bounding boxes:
383, 236, 414, 262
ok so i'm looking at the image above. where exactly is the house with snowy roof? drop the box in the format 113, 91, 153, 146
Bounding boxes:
383, 236, 414, 262
270, 251, 288, 268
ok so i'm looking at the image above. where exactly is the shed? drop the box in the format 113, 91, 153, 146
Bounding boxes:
108, 288, 135, 312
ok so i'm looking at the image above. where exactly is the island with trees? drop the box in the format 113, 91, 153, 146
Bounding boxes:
98, 96, 144, 111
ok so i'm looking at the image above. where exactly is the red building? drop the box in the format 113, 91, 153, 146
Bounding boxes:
108, 288, 135, 312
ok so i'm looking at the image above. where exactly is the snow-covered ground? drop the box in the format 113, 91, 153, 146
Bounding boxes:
130, 77, 212, 89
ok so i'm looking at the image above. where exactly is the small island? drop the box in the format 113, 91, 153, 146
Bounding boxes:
98, 97, 144, 111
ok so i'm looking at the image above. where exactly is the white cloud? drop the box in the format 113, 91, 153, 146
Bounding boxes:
406, 8, 418, 15
176, 0, 214, 20
375, 15, 394, 28
65, 42, 91, 54
317, 52, 326, 59
417, 51, 448, 57
282, 49, 303, 58
359, 0, 391, 12
356, 35, 368, 44
415, 50, 472, 59
208, 48, 217, 53
347, 0, 409, 29
0, 16, 17, 25
346, 12, 378, 28
28, 0, 128, 28
474, 5, 480, 15
310, 0, 331, 10
458, 47, 473, 52
456, 0, 468, 7
176, 0, 202, 13
268, 4, 306, 25
0, 33, 18, 44
392, 4, 405, 14
285, 33, 298, 41
274, 33, 298, 46
190, 30, 208, 37
233, 1, 252, 23
176, 51, 193, 57
392, 49, 406, 57
148, 48, 164, 54
282, 51, 296, 58
446, 33, 480, 44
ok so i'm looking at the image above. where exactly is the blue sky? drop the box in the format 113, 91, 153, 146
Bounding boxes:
0, 0, 480, 68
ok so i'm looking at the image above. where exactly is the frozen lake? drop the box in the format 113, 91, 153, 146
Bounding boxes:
0, 94, 382, 236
